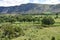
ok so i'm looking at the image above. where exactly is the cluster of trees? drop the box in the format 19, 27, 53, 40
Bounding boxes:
0, 15, 55, 25
41, 17, 55, 25
0, 23, 24, 40
0, 15, 40, 23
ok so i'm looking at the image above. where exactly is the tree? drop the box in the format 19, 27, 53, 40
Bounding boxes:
23, 15, 33, 22
41, 17, 55, 25
32, 17, 40, 24
55, 13, 58, 19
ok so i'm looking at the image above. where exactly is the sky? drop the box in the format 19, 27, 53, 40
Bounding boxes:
0, 0, 60, 6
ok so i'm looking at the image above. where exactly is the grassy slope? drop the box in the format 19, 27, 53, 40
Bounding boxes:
12, 15, 60, 40
12, 26, 60, 40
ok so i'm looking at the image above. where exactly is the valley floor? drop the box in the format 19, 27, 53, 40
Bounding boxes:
12, 26, 60, 40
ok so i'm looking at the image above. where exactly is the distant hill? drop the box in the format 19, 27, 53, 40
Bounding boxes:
0, 3, 60, 14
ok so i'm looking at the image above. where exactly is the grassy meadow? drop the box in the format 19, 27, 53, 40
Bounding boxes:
0, 14, 60, 40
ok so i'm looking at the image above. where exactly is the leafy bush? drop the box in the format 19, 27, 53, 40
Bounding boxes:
41, 17, 55, 25
0, 23, 24, 39
51, 36, 55, 40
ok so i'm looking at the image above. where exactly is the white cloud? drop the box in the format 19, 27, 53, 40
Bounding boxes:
42, 0, 60, 4
0, 0, 60, 6
0, 0, 30, 6
31, 0, 40, 3
31, 0, 60, 4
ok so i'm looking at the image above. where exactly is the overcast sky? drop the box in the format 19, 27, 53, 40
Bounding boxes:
0, 0, 60, 6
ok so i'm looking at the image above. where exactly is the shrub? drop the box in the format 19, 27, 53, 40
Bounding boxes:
51, 36, 55, 40
41, 17, 55, 25
1, 23, 24, 39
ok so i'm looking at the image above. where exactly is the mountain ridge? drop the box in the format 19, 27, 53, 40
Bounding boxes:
0, 3, 60, 14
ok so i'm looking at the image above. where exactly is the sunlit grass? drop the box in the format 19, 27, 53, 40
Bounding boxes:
12, 26, 60, 40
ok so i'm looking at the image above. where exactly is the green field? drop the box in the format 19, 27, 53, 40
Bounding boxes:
12, 27, 60, 40
12, 14, 60, 40
0, 14, 60, 40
